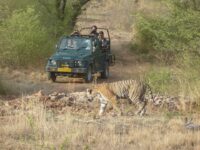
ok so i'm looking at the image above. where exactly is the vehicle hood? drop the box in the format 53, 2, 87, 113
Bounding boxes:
50, 51, 91, 60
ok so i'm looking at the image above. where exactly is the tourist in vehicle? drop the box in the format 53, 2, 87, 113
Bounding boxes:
98, 31, 108, 50
90, 25, 99, 37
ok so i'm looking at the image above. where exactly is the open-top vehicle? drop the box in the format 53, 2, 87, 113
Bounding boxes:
45, 27, 115, 82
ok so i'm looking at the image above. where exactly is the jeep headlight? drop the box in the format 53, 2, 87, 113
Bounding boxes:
50, 59, 56, 66
75, 60, 83, 67
78, 60, 83, 66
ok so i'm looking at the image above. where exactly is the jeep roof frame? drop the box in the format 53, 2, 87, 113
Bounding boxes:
79, 27, 110, 40
67, 35, 93, 38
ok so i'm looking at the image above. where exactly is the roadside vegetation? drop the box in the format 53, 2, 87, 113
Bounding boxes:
0, 0, 88, 68
132, 0, 200, 102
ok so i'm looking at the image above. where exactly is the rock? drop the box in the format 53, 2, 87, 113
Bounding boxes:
184, 117, 200, 131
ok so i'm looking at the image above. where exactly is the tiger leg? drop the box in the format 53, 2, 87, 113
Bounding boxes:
99, 95, 108, 116
110, 96, 123, 116
139, 100, 147, 116
99, 93, 122, 115
135, 100, 147, 116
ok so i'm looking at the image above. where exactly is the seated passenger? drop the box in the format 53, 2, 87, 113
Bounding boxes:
90, 25, 99, 37
98, 31, 108, 50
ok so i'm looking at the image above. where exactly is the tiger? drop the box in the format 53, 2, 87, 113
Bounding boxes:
86, 79, 154, 116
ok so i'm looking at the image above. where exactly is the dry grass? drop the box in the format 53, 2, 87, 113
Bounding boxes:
0, 97, 200, 150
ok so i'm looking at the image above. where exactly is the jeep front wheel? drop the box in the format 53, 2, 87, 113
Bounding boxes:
48, 72, 56, 82
85, 66, 93, 82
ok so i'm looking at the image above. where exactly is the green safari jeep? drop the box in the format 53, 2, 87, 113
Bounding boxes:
45, 27, 115, 82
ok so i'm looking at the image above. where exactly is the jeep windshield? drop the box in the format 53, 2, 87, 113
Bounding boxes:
59, 38, 91, 51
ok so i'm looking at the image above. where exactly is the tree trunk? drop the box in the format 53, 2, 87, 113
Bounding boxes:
56, 0, 67, 20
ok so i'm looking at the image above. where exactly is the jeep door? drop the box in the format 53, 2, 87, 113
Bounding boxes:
93, 40, 105, 72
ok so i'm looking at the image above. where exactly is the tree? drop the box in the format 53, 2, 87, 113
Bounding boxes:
56, 0, 67, 20
179, 0, 200, 11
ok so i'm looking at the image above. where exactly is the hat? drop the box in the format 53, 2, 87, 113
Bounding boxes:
99, 31, 104, 34
92, 25, 97, 30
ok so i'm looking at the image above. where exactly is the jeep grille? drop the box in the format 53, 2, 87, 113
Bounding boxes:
56, 60, 75, 68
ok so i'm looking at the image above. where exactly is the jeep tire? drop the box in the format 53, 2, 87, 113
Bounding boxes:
85, 66, 93, 82
48, 72, 56, 82
101, 62, 109, 79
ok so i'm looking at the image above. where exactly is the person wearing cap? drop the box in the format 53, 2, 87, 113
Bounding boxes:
90, 25, 99, 37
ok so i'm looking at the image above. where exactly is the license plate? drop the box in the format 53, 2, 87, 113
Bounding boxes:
57, 67, 72, 72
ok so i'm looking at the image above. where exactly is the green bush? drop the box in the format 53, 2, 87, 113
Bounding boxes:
0, 0, 88, 68
145, 68, 177, 94
0, 7, 51, 67
175, 52, 200, 95
145, 51, 200, 96
64, 0, 89, 33
34, 0, 89, 37
133, 0, 200, 62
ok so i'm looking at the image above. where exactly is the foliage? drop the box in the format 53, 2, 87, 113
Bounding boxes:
0, 7, 50, 67
175, 52, 200, 100
145, 67, 176, 94
133, 0, 200, 62
145, 51, 200, 97
0, 0, 88, 68
173, 0, 200, 11
134, 0, 200, 98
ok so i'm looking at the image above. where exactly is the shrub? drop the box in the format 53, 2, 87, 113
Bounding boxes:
133, 0, 200, 63
145, 68, 177, 94
175, 52, 200, 100
145, 51, 200, 98
0, 7, 51, 67
0, 0, 89, 68
134, 0, 200, 98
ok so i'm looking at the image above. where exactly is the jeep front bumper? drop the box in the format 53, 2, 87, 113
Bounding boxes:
46, 67, 87, 74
